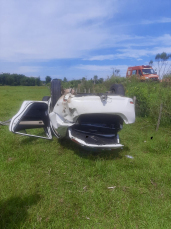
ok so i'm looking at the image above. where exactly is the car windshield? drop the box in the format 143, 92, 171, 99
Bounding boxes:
142, 69, 155, 74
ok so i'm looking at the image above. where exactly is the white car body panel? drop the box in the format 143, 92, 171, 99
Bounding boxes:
9, 101, 52, 139
53, 94, 135, 124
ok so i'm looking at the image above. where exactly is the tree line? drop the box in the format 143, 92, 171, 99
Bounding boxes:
61, 75, 105, 89
149, 52, 171, 79
0, 73, 41, 86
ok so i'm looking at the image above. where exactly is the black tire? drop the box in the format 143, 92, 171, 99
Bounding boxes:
51, 79, 61, 109
42, 96, 50, 101
110, 84, 125, 96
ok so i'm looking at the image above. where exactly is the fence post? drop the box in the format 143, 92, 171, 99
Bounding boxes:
133, 96, 136, 108
156, 103, 163, 131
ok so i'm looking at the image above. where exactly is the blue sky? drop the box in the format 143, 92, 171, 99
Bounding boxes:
0, 0, 171, 80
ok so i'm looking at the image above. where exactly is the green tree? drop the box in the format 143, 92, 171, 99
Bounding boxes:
149, 60, 153, 66
115, 69, 120, 76
0, 73, 41, 86
93, 75, 98, 84
6, 75, 14, 85
98, 78, 104, 84
63, 77, 67, 82
29, 77, 36, 86
0, 74, 6, 85
20, 77, 30, 86
46, 76, 51, 84
35, 77, 41, 86
155, 52, 171, 79
82, 77, 86, 82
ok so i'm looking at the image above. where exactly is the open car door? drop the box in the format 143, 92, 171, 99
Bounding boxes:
9, 101, 52, 139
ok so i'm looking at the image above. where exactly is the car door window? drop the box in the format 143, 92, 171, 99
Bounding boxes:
132, 70, 137, 75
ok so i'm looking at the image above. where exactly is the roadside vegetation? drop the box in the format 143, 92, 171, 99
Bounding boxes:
0, 82, 171, 228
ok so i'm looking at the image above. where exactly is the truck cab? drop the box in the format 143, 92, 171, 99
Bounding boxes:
126, 65, 159, 81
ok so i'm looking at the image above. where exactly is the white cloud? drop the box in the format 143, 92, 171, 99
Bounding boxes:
0, 64, 42, 75
155, 34, 171, 46
83, 34, 171, 61
116, 46, 171, 59
0, 0, 119, 62
1, 1, 170, 63
142, 17, 171, 25
17, 66, 42, 74
83, 55, 115, 61
82, 47, 171, 61
75, 64, 128, 77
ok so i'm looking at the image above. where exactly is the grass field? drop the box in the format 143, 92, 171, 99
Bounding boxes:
0, 86, 171, 229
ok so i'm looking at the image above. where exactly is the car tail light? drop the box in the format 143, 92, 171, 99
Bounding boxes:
71, 137, 81, 145
130, 101, 134, 104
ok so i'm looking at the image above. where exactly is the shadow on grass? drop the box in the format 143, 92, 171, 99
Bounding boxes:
0, 194, 41, 229
19, 134, 130, 160
20, 137, 38, 144
58, 138, 130, 160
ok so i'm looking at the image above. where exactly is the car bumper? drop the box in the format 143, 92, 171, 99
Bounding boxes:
68, 129, 124, 149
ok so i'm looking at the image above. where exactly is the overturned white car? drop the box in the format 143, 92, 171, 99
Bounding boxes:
9, 79, 135, 149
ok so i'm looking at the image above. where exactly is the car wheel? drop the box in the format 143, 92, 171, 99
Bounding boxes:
51, 79, 61, 110
110, 84, 125, 96
42, 96, 50, 101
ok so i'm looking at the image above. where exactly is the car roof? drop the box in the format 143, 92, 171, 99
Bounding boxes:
127, 65, 152, 70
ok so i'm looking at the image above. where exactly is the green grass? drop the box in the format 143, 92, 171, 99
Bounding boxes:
0, 86, 171, 229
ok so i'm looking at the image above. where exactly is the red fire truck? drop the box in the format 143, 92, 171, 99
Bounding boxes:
126, 65, 159, 81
